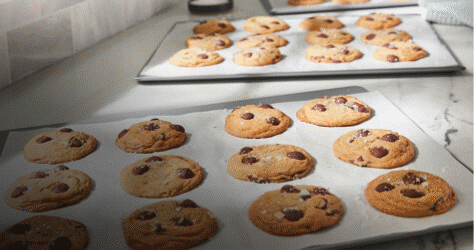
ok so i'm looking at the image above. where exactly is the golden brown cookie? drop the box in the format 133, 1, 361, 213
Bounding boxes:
332, 129, 415, 169
115, 118, 186, 153
296, 95, 371, 126
185, 33, 232, 51
288, 0, 325, 5
355, 13, 401, 30
299, 16, 344, 31
4, 165, 93, 212
193, 19, 235, 34
361, 28, 411, 46
225, 104, 290, 138
119, 155, 204, 198
365, 170, 456, 217
243, 16, 290, 34
0, 215, 89, 250
373, 42, 428, 62
305, 29, 354, 45
233, 47, 282, 66
122, 200, 218, 250
305, 44, 362, 63
248, 185, 343, 236
236, 33, 288, 49
169, 48, 224, 67
23, 128, 97, 164
227, 144, 314, 183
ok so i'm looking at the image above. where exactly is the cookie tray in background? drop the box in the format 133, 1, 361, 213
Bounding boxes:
260, 0, 418, 15
0, 89, 472, 250
135, 13, 464, 83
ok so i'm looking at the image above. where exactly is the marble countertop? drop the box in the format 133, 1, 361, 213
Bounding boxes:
0, 1, 471, 249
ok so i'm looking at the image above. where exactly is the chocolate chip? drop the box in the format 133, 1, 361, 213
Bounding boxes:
267, 117, 280, 126
388, 31, 397, 35
413, 47, 422, 51
154, 223, 164, 233
52, 183, 69, 193
301, 195, 312, 201
133, 165, 150, 175
366, 17, 374, 21
283, 208, 304, 221
144, 123, 159, 131
312, 104, 326, 111
260, 104, 274, 109
136, 211, 156, 220
49, 237, 72, 250
375, 182, 395, 192
179, 199, 198, 208
386, 17, 393, 20
371, 147, 388, 158
334, 96, 347, 104
380, 133, 399, 142
60, 128, 73, 132
240, 147, 253, 154
11, 186, 28, 198
314, 197, 328, 209
326, 209, 339, 216
157, 134, 166, 141
57, 165, 69, 171
287, 151, 305, 160
191, 36, 202, 40
317, 33, 328, 38
401, 189, 425, 198
366, 34, 376, 40
350, 103, 367, 113
248, 175, 269, 183
198, 54, 209, 59
9, 223, 31, 235
332, 59, 342, 63
403, 172, 425, 185
312, 187, 330, 195
173, 217, 193, 227
357, 156, 364, 162
170, 124, 185, 133
387, 54, 399, 63
271, 21, 280, 24
241, 113, 254, 120
355, 129, 371, 138
36, 137, 52, 144
261, 25, 270, 29
341, 49, 350, 55
215, 40, 225, 46
69, 139, 82, 147
326, 45, 335, 49
242, 156, 258, 165
118, 130, 129, 139
218, 23, 227, 28
34, 171, 49, 179
146, 156, 163, 163
244, 52, 253, 58
177, 168, 195, 179
240, 38, 248, 42
264, 38, 274, 42
280, 185, 300, 193
312, 56, 325, 60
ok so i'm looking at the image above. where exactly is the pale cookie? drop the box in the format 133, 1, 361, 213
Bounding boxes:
355, 13, 401, 30
332, 129, 415, 169
115, 118, 187, 153
305, 44, 362, 63
0, 215, 89, 250
119, 155, 203, 198
23, 128, 97, 164
361, 28, 411, 46
122, 199, 218, 250
299, 16, 344, 31
288, 0, 325, 5
305, 29, 354, 45
331, 0, 370, 4
227, 144, 313, 183
373, 42, 427, 62
233, 47, 282, 66
243, 16, 290, 34
4, 165, 93, 212
193, 19, 235, 34
296, 95, 371, 126
365, 170, 456, 217
225, 104, 290, 138
169, 48, 223, 67
248, 185, 343, 236
185, 33, 232, 51
236, 33, 288, 49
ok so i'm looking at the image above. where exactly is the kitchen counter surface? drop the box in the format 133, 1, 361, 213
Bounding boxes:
0, 1, 471, 249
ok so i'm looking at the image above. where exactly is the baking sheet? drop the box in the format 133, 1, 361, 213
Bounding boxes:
136, 14, 464, 82
261, 0, 418, 15
0, 90, 472, 250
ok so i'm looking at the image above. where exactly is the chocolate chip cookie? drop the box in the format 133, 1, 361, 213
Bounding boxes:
248, 185, 343, 236
225, 104, 290, 138
243, 16, 290, 34
233, 47, 282, 66
355, 13, 401, 30
193, 19, 235, 34
119, 155, 203, 198
4, 165, 93, 212
305, 44, 362, 63
288, 0, 325, 5
373, 42, 428, 62
365, 170, 456, 217
305, 29, 354, 45
299, 16, 344, 31
296, 95, 371, 126
332, 129, 415, 169
115, 118, 187, 153
185, 33, 232, 51
169, 48, 224, 67
122, 199, 218, 250
361, 28, 411, 46
23, 128, 97, 164
236, 33, 288, 49
0, 215, 89, 250
227, 144, 314, 183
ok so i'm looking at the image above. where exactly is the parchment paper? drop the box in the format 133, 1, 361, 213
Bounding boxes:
0, 91, 472, 250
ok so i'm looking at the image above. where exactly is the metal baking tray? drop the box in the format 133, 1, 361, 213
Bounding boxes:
260, 0, 418, 15
0, 88, 472, 250
135, 14, 464, 83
